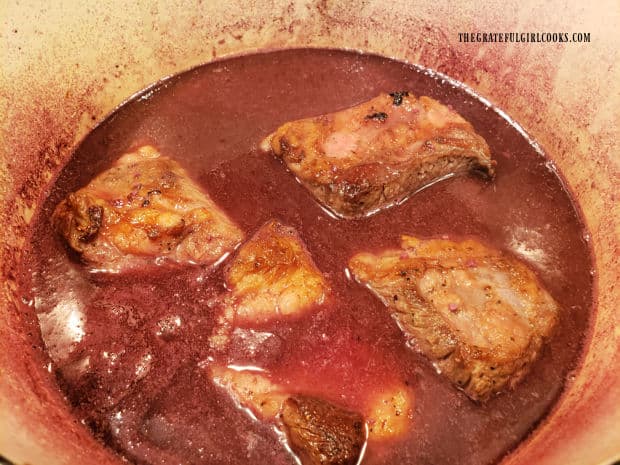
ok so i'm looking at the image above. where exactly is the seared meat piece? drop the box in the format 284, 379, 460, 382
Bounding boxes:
261, 92, 494, 218
349, 236, 559, 401
211, 366, 366, 465
209, 220, 329, 349
225, 220, 329, 322
282, 395, 365, 465
53, 145, 243, 271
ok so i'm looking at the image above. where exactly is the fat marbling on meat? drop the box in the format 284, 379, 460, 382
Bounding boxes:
52, 145, 243, 271
349, 236, 559, 401
261, 92, 495, 218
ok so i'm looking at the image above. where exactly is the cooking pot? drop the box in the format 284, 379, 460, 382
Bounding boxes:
1, 1, 618, 464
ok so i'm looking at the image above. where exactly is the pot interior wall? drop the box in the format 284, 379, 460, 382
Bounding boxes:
1, 1, 618, 465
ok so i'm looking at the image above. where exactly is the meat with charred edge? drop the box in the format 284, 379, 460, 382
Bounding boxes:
54, 193, 104, 246
52, 145, 244, 271
261, 92, 495, 218
281, 395, 366, 465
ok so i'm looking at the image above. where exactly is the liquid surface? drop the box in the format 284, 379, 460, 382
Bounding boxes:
18, 49, 594, 465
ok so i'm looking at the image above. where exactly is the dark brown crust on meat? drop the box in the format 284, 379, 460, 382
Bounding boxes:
312, 154, 490, 217
53, 192, 105, 251
281, 395, 366, 465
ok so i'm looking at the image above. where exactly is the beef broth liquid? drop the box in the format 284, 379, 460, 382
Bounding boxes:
19, 49, 594, 465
